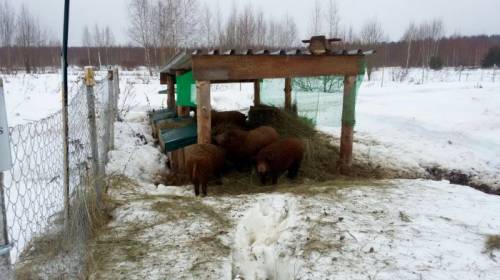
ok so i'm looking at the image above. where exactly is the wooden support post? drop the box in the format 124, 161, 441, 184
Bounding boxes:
284, 77, 292, 111
84, 67, 102, 206
167, 75, 176, 110
196, 81, 212, 144
338, 75, 357, 173
173, 72, 190, 174
253, 80, 261, 106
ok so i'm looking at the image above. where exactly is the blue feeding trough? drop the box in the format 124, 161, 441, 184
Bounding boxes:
150, 108, 177, 125
159, 119, 197, 152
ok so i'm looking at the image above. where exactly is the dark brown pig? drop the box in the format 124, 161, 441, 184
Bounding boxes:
184, 144, 226, 197
255, 138, 304, 185
215, 126, 279, 168
212, 110, 247, 128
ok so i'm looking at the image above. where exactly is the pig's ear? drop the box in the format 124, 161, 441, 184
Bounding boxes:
266, 152, 275, 161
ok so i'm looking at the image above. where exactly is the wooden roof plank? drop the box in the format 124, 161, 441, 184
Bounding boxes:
192, 55, 364, 81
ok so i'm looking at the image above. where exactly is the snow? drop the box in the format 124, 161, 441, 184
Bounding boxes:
107, 118, 167, 182
2, 67, 500, 279
352, 68, 500, 190
232, 195, 305, 280
92, 113, 500, 279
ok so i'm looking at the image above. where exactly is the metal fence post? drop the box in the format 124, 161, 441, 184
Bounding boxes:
0, 79, 12, 278
107, 70, 115, 152
84, 67, 102, 206
0, 173, 12, 279
113, 67, 120, 121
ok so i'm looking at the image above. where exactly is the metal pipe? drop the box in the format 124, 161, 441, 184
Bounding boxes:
61, 0, 71, 226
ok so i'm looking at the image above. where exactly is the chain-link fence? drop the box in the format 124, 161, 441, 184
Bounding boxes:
0, 67, 120, 276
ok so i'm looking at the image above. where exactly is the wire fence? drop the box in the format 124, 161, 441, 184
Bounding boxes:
0, 67, 120, 276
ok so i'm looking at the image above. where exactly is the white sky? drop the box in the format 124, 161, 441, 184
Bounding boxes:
6, 0, 500, 46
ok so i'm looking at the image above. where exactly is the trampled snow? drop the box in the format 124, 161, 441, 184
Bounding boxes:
93, 114, 500, 279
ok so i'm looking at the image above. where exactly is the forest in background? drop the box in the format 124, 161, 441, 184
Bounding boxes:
1, 0, 499, 73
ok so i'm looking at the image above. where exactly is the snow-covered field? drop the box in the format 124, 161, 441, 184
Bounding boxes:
1, 67, 500, 278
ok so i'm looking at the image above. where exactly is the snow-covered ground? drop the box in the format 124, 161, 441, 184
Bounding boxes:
89, 113, 500, 279
2, 67, 500, 278
0, 67, 166, 261
353, 68, 500, 191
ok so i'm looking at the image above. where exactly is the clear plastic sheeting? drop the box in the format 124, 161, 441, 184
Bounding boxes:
260, 76, 346, 127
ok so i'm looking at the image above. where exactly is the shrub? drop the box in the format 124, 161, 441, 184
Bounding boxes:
429, 56, 443, 70
481, 46, 500, 68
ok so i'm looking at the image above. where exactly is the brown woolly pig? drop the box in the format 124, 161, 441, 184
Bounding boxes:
212, 110, 247, 128
255, 138, 304, 185
184, 144, 226, 197
214, 126, 279, 167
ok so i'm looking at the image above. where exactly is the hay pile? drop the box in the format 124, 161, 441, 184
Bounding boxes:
212, 106, 341, 194
252, 106, 341, 181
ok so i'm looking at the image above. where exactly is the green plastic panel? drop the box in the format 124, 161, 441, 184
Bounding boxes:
177, 71, 196, 107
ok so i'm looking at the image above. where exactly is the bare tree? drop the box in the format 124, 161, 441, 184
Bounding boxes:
175, 0, 200, 47
254, 9, 266, 47
103, 26, 115, 65
402, 22, 417, 69
128, 0, 154, 74
0, 0, 15, 47
309, 0, 323, 36
214, 1, 224, 47
267, 20, 278, 47
360, 19, 385, 46
15, 4, 41, 73
223, 4, 238, 48
93, 24, 104, 68
199, 2, 213, 47
343, 25, 358, 44
236, 4, 256, 48
82, 25, 92, 65
278, 14, 298, 47
325, 0, 340, 38
0, 0, 16, 71
360, 19, 385, 80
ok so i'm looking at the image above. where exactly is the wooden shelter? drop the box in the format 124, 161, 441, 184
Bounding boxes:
159, 36, 373, 173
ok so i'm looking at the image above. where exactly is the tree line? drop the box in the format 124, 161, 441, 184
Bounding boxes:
0, 0, 499, 74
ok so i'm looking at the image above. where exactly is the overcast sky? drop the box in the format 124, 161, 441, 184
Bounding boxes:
7, 0, 500, 46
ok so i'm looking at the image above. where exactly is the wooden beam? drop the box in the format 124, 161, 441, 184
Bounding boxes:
284, 77, 292, 111
166, 75, 176, 110
196, 81, 211, 144
192, 55, 363, 81
160, 72, 169, 85
211, 79, 256, 84
338, 75, 357, 173
254, 80, 261, 106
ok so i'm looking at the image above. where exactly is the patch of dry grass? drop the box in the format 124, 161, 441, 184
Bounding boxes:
486, 235, 500, 251
15, 173, 113, 279
149, 195, 230, 229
